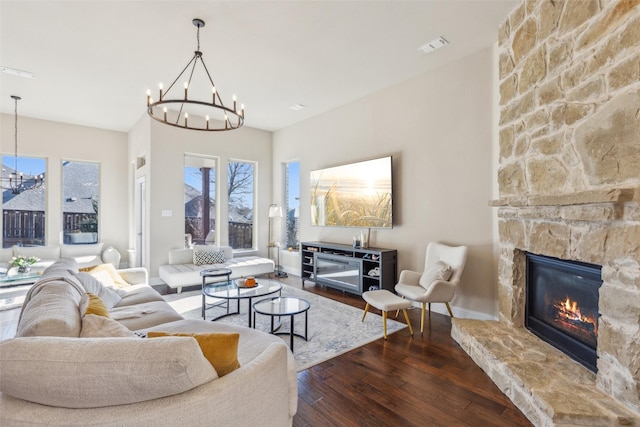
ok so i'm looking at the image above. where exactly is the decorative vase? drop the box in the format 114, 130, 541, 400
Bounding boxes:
18, 265, 31, 274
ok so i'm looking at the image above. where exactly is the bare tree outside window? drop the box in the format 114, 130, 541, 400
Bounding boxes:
228, 161, 254, 249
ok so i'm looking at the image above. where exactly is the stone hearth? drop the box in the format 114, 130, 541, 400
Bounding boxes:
453, 1, 640, 425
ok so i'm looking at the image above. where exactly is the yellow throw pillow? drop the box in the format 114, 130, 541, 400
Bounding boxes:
80, 293, 110, 318
84, 263, 129, 288
147, 332, 240, 376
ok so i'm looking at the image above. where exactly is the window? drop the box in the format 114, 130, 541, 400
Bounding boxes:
184, 155, 216, 246
2, 155, 47, 248
62, 161, 100, 244
284, 161, 300, 250
227, 161, 254, 250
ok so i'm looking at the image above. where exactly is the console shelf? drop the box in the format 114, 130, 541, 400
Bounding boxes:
300, 241, 397, 296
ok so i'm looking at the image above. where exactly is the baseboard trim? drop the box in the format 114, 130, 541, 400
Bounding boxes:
409, 301, 496, 321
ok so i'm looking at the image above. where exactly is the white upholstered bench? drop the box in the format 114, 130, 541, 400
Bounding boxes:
361, 289, 414, 339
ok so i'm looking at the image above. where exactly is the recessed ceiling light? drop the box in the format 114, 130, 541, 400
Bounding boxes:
290, 103, 307, 111
0, 66, 36, 79
418, 36, 449, 54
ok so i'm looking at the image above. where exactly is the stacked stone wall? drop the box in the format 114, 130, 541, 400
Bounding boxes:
498, 0, 640, 197
496, 0, 640, 414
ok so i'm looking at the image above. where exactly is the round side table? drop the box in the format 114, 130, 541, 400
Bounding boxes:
253, 296, 310, 351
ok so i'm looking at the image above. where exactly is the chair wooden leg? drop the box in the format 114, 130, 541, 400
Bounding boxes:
402, 309, 413, 335
428, 302, 432, 322
362, 303, 370, 322
445, 302, 454, 318
420, 303, 426, 334
382, 310, 388, 339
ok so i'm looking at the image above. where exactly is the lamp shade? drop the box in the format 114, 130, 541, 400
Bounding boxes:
268, 205, 283, 218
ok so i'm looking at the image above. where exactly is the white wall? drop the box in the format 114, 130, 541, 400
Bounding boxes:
273, 47, 498, 319
129, 117, 273, 278
0, 114, 129, 258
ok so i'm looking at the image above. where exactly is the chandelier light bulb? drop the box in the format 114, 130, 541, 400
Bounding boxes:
163, 107, 168, 121
158, 83, 164, 100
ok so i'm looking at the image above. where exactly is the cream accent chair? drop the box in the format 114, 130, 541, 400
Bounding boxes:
395, 242, 468, 333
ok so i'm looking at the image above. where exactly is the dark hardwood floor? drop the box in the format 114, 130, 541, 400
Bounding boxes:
281, 276, 532, 427
0, 274, 532, 426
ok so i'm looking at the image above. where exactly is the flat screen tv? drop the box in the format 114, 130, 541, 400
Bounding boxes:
310, 156, 392, 228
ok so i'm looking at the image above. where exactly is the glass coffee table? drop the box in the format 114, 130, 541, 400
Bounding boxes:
202, 278, 282, 327
0, 270, 43, 288
252, 296, 310, 351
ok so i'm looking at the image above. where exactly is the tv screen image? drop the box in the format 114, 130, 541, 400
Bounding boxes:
310, 156, 392, 228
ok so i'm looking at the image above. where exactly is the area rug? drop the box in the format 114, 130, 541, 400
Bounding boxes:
0, 284, 31, 312
164, 284, 407, 371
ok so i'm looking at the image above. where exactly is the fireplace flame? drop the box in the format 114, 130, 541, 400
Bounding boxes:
554, 296, 598, 336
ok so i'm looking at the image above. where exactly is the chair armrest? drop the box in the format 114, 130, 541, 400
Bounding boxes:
117, 267, 148, 285
423, 280, 456, 302
398, 270, 422, 286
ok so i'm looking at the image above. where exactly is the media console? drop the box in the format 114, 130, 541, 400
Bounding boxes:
300, 241, 397, 295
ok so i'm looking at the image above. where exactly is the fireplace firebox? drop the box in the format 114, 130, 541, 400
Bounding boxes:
525, 253, 602, 372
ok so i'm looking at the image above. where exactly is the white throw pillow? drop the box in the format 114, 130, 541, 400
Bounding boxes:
75, 272, 123, 308
419, 260, 453, 289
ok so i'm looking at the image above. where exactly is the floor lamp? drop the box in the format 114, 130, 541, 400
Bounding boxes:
268, 204, 288, 278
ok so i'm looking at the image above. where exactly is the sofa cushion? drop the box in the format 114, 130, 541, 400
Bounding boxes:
419, 260, 453, 289
148, 332, 241, 376
80, 314, 137, 338
109, 301, 184, 330
75, 272, 122, 308
16, 280, 83, 338
113, 283, 165, 307
60, 243, 104, 269
0, 336, 218, 408
13, 245, 61, 262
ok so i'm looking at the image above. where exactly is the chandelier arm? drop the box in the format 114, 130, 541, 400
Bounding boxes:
173, 53, 201, 125
198, 57, 224, 107
164, 54, 198, 96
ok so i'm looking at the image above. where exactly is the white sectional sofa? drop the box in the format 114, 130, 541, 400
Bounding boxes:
0, 242, 121, 274
159, 245, 275, 293
0, 258, 297, 426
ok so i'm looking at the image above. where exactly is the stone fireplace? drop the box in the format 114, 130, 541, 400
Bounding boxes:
451, 1, 640, 425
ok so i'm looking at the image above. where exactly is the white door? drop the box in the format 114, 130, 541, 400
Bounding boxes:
135, 177, 146, 268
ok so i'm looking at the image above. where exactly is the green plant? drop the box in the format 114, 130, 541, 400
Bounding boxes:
10, 256, 40, 268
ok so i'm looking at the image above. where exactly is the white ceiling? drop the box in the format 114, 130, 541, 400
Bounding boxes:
0, 0, 517, 133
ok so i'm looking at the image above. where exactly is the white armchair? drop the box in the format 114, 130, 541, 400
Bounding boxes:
395, 242, 468, 333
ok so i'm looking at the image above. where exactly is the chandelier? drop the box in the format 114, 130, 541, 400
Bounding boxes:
1, 95, 44, 195
146, 18, 244, 131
